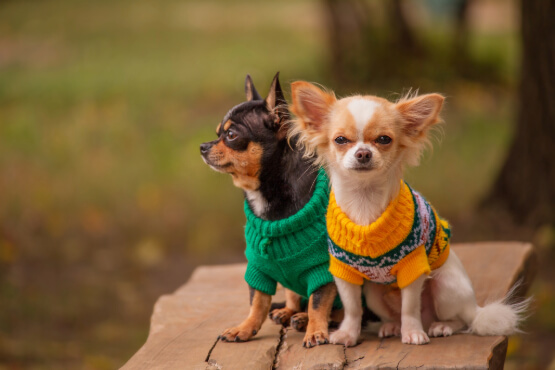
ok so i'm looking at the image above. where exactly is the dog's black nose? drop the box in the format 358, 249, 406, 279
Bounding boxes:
200, 142, 212, 154
355, 149, 372, 164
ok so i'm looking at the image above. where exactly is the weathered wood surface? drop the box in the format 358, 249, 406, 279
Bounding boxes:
122, 242, 535, 370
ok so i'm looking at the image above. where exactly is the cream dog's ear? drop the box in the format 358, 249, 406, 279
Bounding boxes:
395, 93, 445, 167
395, 93, 444, 139
290, 81, 336, 133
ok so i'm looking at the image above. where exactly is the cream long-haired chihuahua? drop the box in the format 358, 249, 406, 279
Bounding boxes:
289, 81, 528, 346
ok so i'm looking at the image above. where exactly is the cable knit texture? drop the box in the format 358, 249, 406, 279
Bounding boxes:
244, 170, 334, 298
327, 181, 451, 289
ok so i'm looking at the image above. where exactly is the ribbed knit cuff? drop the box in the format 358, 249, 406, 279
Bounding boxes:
244, 264, 277, 296
329, 255, 364, 285
392, 245, 431, 289
430, 243, 450, 270
303, 263, 336, 297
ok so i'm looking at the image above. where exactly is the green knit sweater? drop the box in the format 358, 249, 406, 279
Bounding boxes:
244, 170, 334, 299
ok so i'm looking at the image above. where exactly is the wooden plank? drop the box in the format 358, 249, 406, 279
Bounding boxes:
123, 242, 535, 369
207, 318, 282, 369
122, 264, 283, 369
275, 328, 345, 369
345, 335, 508, 370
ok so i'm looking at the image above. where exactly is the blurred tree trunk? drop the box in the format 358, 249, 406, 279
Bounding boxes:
323, 0, 425, 85
484, 0, 555, 226
452, 0, 471, 70
323, 0, 369, 84
388, 0, 421, 56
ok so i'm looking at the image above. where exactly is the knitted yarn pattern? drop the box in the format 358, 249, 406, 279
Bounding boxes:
244, 170, 334, 299
327, 181, 451, 289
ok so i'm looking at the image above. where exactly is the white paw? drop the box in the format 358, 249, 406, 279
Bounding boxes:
401, 329, 430, 345
378, 322, 401, 338
428, 322, 454, 337
330, 329, 359, 347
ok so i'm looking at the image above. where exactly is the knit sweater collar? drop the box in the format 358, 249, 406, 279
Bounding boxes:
326, 181, 416, 257
244, 170, 330, 238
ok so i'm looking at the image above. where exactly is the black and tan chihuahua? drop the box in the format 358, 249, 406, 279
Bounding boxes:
200, 73, 337, 347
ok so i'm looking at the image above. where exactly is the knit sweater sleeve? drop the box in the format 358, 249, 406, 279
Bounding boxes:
329, 255, 365, 285
244, 263, 277, 296
390, 245, 431, 289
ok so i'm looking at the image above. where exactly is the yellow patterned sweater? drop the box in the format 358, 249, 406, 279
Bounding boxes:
327, 181, 451, 289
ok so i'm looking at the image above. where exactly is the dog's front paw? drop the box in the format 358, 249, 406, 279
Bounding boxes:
378, 322, 401, 338
401, 329, 429, 345
330, 329, 359, 347
220, 325, 257, 343
290, 312, 308, 332
428, 322, 454, 337
269, 307, 296, 326
302, 329, 329, 348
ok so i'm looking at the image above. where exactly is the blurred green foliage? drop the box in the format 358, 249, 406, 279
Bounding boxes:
0, 0, 551, 369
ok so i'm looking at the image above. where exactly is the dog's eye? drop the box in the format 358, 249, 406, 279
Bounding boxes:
226, 130, 237, 141
375, 135, 392, 145
335, 136, 349, 145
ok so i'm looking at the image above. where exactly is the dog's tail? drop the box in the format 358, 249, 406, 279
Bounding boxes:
468, 283, 531, 336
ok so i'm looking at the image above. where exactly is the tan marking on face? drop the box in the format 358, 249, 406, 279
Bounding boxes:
327, 98, 359, 155
206, 141, 263, 191
362, 108, 396, 151
330, 134, 356, 155
223, 119, 233, 131
216, 123, 221, 133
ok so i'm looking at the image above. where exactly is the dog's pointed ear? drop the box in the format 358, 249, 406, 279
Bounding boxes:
396, 93, 444, 138
264, 72, 288, 139
265, 72, 286, 111
290, 81, 336, 131
245, 74, 262, 101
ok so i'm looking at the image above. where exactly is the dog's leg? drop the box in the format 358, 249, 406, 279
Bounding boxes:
329, 307, 344, 328
302, 282, 336, 347
363, 282, 401, 337
330, 278, 362, 347
400, 274, 430, 344
270, 288, 302, 326
428, 252, 476, 337
220, 286, 271, 342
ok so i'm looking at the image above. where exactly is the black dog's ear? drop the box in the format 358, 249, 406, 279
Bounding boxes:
265, 72, 287, 112
245, 75, 263, 101
265, 72, 288, 138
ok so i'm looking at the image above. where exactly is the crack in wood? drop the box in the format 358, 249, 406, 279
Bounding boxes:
272, 326, 287, 369
396, 351, 410, 370
204, 335, 221, 363
341, 343, 347, 370
342, 343, 365, 369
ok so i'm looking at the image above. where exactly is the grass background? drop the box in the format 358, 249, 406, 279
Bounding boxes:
1, 0, 552, 368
